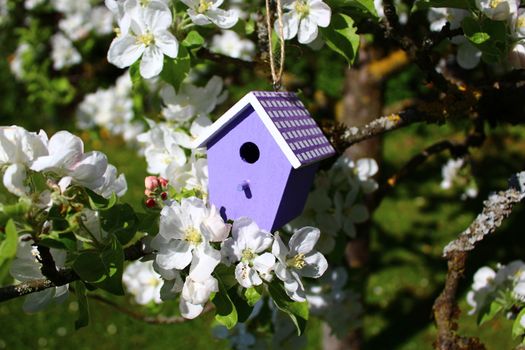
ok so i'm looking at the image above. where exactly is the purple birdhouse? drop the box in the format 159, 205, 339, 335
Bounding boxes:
194, 91, 336, 232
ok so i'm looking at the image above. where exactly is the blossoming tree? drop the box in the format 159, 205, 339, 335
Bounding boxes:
1, 0, 525, 348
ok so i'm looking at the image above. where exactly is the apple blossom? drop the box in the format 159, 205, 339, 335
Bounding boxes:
180, 0, 239, 29
180, 274, 218, 319
122, 260, 163, 305
272, 227, 328, 302
221, 217, 276, 288
475, 0, 518, 21
210, 30, 255, 61
277, 0, 331, 44
50, 33, 81, 70
107, 1, 179, 79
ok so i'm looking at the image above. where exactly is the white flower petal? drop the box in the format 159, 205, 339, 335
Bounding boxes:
107, 35, 145, 68
279, 11, 299, 40
155, 30, 179, 58
140, 45, 164, 79
309, 0, 331, 27
288, 226, 320, 255
300, 251, 328, 278
189, 244, 221, 282
206, 8, 238, 29
298, 16, 319, 44
3, 163, 28, 196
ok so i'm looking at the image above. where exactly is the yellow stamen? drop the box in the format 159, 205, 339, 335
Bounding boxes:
294, 1, 310, 18
198, 0, 213, 13
489, 0, 502, 8
287, 253, 306, 269
185, 227, 202, 244
241, 249, 255, 263
137, 32, 154, 46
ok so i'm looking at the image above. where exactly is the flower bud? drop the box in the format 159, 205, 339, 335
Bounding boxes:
158, 177, 169, 188
145, 198, 156, 208
145, 176, 159, 191
161, 192, 168, 200
509, 42, 525, 69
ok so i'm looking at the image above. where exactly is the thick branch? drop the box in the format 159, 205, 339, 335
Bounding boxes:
432, 172, 525, 350
329, 109, 428, 153
0, 240, 148, 303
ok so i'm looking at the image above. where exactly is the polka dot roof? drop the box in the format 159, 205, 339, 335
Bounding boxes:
252, 91, 336, 167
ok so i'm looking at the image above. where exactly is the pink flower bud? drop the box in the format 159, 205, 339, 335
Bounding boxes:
158, 177, 169, 188
161, 192, 168, 200
145, 176, 159, 191
145, 198, 156, 208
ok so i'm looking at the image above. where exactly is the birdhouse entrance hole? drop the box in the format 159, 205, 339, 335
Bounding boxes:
240, 142, 260, 164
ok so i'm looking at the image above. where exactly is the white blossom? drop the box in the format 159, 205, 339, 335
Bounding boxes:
272, 227, 328, 302
30, 131, 109, 192
50, 33, 81, 70
24, 0, 45, 10
427, 8, 468, 32
180, 274, 218, 319
334, 189, 369, 238
221, 217, 275, 288
9, 235, 68, 313
476, 0, 518, 21
169, 156, 209, 195
59, 12, 92, 41
151, 197, 230, 274
181, 0, 238, 29
137, 123, 187, 177
0, 126, 48, 196
161, 76, 227, 123
107, 0, 179, 79
210, 30, 255, 61
123, 260, 163, 305
277, 0, 331, 44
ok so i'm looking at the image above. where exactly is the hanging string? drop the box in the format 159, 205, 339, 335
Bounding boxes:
265, 0, 285, 91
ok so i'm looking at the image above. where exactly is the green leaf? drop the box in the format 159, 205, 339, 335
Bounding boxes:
100, 204, 138, 246
136, 211, 159, 234
320, 13, 360, 66
461, 17, 507, 63
213, 279, 238, 329
182, 31, 205, 48
245, 287, 262, 306
0, 219, 18, 277
160, 46, 190, 91
72, 236, 125, 295
86, 189, 117, 211
477, 299, 503, 325
468, 32, 490, 45
513, 308, 525, 339
39, 232, 77, 251
268, 281, 309, 335
326, 0, 378, 16
74, 281, 90, 330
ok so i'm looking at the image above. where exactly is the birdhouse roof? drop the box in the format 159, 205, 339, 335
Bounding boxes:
194, 91, 336, 169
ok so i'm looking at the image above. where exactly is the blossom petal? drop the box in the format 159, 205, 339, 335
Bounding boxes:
189, 244, 221, 282
188, 10, 211, 25
143, 1, 172, 29
289, 226, 320, 255
271, 234, 289, 263
3, 163, 28, 196
140, 45, 164, 79
154, 30, 179, 58
300, 251, 328, 278
180, 298, 204, 319
156, 240, 193, 270
298, 16, 319, 44
279, 11, 299, 40
206, 9, 238, 29
107, 35, 145, 69
308, 0, 331, 27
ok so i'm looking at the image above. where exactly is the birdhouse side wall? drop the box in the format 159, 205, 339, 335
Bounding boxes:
270, 163, 319, 232
207, 106, 292, 232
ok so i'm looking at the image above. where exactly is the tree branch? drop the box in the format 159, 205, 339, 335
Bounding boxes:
432, 172, 525, 350
0, 240, 148, 303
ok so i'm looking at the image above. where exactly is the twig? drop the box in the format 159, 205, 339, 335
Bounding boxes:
87, 293, 214, 325
0, 240, 148, 303
329, 109, 431, 153
432, 172, 525, 350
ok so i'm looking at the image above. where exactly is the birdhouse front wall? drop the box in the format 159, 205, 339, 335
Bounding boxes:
207, 106, 293, 232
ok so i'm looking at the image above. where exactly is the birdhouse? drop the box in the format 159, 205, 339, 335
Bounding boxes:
194, 91, 336, 232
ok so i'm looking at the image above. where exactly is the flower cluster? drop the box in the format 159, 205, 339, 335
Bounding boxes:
137, 75, 227, 197
144, 175, 169, 208
427, 0, 525, 69
466, 260, 525, 341
148, 197, 327, 319
76, 72, 144, 143
287, 155, 378, 253
0, 126, 126, 198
